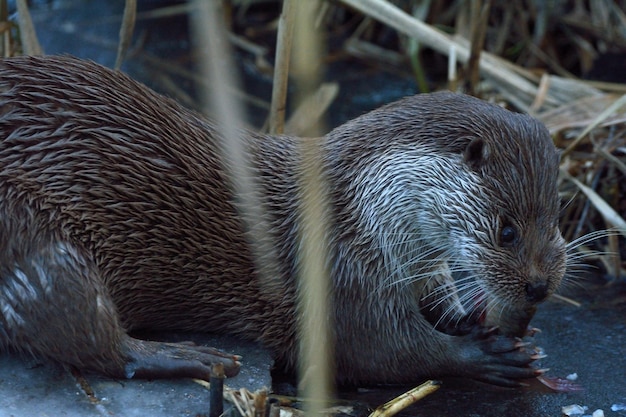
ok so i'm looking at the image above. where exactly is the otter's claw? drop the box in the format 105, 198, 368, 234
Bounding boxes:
460, 327, 540, 387
526, 327, 542, 337
122, 336, 241, 380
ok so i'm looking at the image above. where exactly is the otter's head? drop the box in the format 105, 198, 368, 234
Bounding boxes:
441, 98, 566, 336
326, 91, 566, 337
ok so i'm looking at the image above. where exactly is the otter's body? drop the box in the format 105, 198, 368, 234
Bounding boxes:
0, 56, 565, 386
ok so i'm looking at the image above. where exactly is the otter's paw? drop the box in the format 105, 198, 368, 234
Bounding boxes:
462, 327, 544, 387
122, 336, 241, 380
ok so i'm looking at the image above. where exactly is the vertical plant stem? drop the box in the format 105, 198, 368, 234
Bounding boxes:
466, 0, 491, 95
115, 0, 137, 70
269, 0, 296, 134
292, 0, 333, 411
188, 0, 282, 337
16, 0, 42, 55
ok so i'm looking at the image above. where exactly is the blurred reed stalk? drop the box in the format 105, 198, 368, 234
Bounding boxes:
290, 0, 334, 414
268, 0, 295, 134
115, 0, 136, 69
15, 0, 41, 55
190, 0, 287, 294
191, 0, 333, 412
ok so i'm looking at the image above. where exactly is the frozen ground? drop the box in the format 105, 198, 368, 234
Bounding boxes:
1, 281, 624, 417
0, 334, 272, 417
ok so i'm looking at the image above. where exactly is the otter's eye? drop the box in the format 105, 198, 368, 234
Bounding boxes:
499, 225, 518, 246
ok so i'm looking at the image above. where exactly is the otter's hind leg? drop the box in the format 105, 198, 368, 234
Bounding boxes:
0, 230, 240, 380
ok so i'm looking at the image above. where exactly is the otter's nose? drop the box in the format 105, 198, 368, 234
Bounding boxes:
525, 281, 549, 303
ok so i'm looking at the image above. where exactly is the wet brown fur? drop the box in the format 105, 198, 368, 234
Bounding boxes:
0, 56, 565, 386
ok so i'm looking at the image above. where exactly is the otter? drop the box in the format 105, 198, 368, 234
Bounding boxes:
0, 55, 565, 387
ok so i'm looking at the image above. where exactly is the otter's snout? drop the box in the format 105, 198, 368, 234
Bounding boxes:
525, 281, 549, 303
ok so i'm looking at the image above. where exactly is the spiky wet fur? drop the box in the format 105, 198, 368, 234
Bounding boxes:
0, 56, 565, 386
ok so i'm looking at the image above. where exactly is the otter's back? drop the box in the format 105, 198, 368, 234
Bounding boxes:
0, 56, 262, 333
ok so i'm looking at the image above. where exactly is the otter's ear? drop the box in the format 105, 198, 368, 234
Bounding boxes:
464, 138, 489, 171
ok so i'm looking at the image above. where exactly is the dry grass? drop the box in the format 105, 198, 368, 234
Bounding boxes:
228, 0, 626, 279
